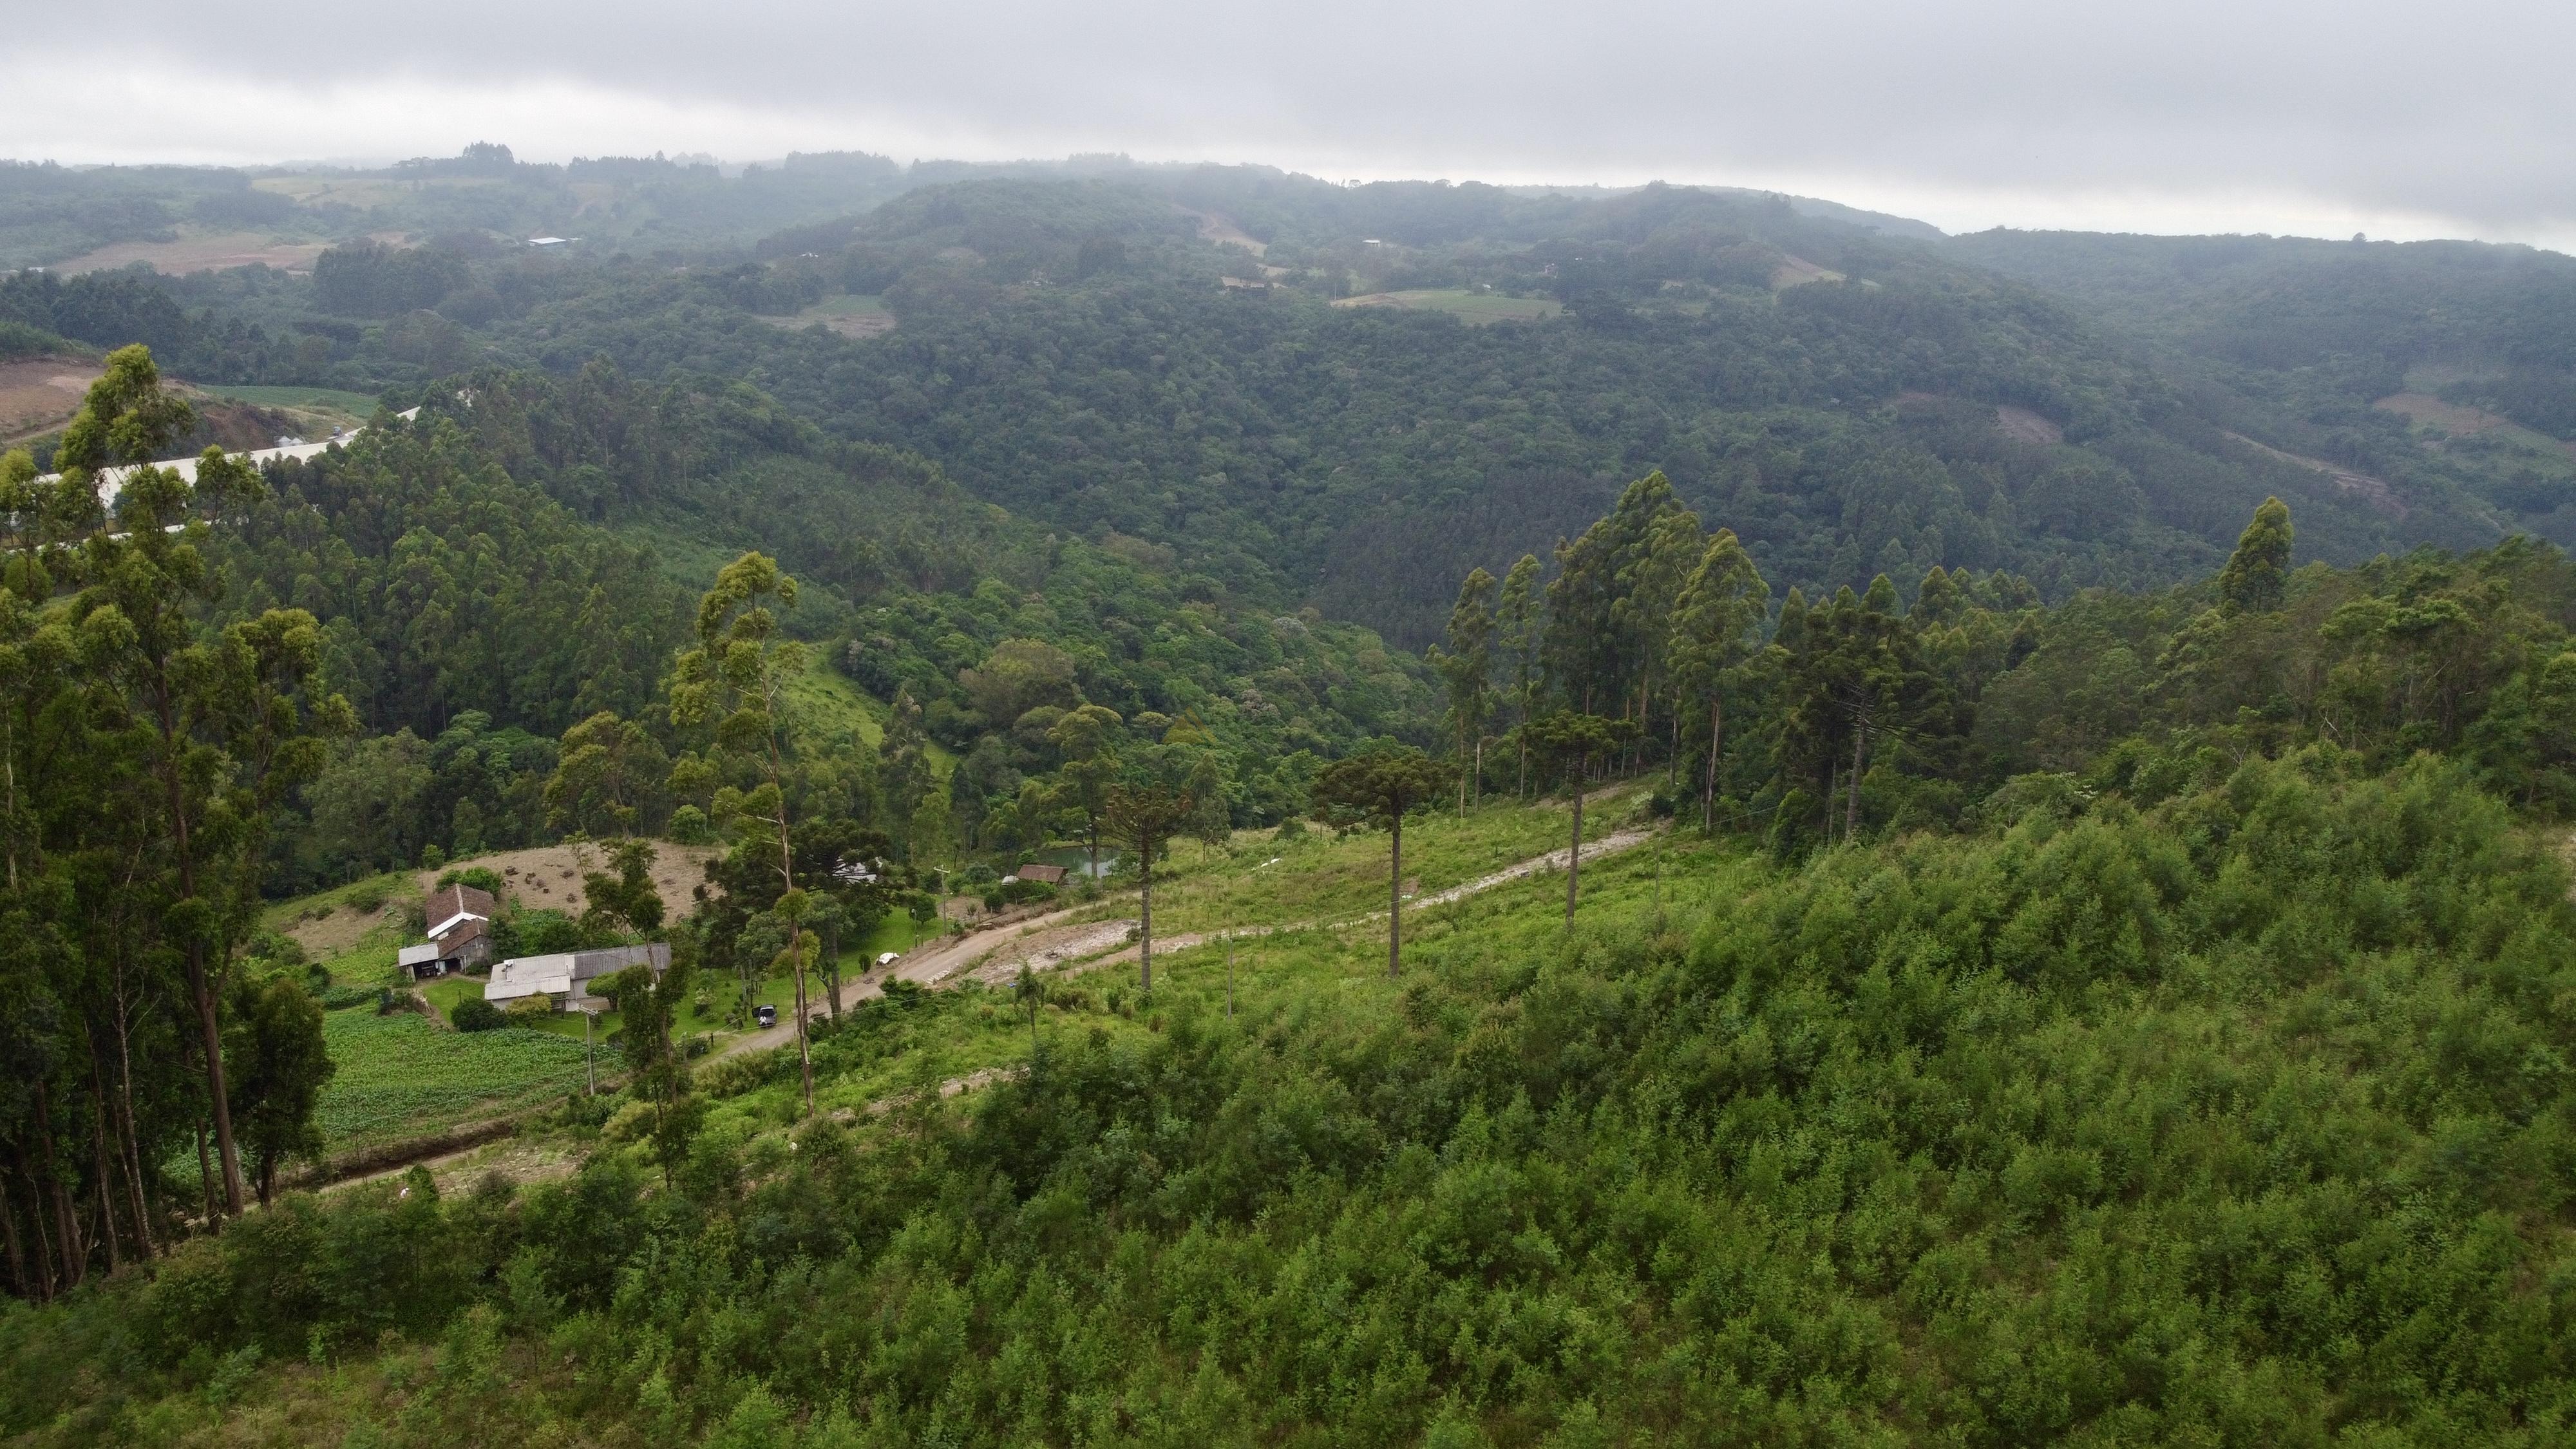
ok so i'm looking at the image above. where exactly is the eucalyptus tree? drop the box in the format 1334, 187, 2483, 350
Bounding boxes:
670, 551, 821, 1117
1495, 554, 1544, 798
1668, 529, 1768, 831
79, 426, 349, 1217
1426, 568, 1496, 809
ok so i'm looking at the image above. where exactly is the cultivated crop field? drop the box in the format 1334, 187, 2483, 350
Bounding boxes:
761, 292, 895, 338
1331, 289, 1562, 323
316, 1008, 592, 1151
52, 230, 336, 276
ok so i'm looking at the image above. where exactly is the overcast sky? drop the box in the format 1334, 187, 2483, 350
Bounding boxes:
15, 0, 2573, 249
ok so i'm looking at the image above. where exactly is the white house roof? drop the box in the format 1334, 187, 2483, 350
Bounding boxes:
486, 952, 576, 1001
397, 942, 440, 967
484, 943, 670, 1003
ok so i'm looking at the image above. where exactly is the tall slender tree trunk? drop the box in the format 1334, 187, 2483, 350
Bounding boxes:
1565, 777, 1584, 923
1703, 698, 1723, 833
22, 1162, 56, 1301
109, 1005, 153, 1258
1138, 866, 1153, 998
1823, 764, 1837, 843
194, 1119, 216, 1226
1473, 737, 1484, 808
152, 671, 245, 1218
30, 1086, 80, 1289
87, 1073, 120, 1274
1845, 719, 1866, 839
0, 1170, 27, 1298
183, 963, 242, 1216
1457, 723, 1470, 813
1387, 814, 1403, 980
770, 746, 813, 1121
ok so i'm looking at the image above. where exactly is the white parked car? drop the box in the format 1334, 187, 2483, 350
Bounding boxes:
875, 952, 901, 968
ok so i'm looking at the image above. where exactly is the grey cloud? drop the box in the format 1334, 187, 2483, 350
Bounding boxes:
17, 0, 2574, 241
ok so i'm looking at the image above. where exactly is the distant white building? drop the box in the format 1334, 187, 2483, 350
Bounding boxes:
486, 943, 670, 1012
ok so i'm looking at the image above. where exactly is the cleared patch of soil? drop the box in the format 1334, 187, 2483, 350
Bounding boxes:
2226, 432, 2409, 519
0, 358, 101, 442
1770, 256, 1844, 288
285, 900, 402, 958
323, 1130, 583, 1197
760, 310, 895, 339
281, 840, 722, 956
2378, 392, 2576, 460
1180, 207, 1267, 255
417, 841, 721, 919
1994, 405, 2064, 448
53, 232, 334, 276
961, 919, 1140, 985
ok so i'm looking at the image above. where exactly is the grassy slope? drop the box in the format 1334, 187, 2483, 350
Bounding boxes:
690, 788, 1664, 1139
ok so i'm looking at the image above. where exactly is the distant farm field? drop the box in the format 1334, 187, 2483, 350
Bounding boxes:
2377, 392, 2576, 466
0, 357, 100, 442
252, 174, 504, 209
316, 1008, 592, 1151
52, 230, 335, 276
1332, 289, 1562, 323
761, 293, 895, 338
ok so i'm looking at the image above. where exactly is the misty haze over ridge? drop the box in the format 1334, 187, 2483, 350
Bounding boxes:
10, 0, 2573, 251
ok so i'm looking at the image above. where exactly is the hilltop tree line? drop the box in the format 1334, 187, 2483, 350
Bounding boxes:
1430, 471, 2576, 855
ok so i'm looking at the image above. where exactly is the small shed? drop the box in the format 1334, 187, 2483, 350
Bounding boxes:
485, 943, 670, 1011
434, 914, 493, 970
1011, 863, 1070, 887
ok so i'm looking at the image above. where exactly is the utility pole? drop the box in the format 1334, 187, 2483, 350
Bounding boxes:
583, 1009, 596, 1095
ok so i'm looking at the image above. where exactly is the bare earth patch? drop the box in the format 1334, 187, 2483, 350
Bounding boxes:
0, 358, 102, 443
2378, 393, 2576, 462
415, 841, 721, 920
285, 900, 401, 958
1180, 207, 1267, 255
1994, 405, 2065, 448
1771, 256, 1844, 289
324, 1132, 584, 1197
2226, 432, 2409, 518
53, 232, 333, 276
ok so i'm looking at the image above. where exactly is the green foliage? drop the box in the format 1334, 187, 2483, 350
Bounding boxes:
435, 865, 504, 896
15, 757, 2576, 1444
446, 998, 507, 1032
312, 1009, 586, 1149
2218, 494, 2294, 612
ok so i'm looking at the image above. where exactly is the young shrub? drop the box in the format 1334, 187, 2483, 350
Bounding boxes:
450, 998, 508, 1032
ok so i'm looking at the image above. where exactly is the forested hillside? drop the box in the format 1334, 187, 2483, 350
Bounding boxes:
10, 454, 2576, 1441
10, 149, 2576, 1444
24, 160, 2569, 645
